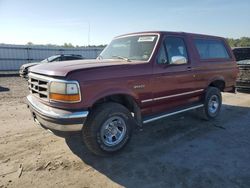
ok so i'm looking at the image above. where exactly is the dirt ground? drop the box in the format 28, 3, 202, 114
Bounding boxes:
0, 76, 250, 188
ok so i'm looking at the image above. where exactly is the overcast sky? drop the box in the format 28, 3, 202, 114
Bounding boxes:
0, 0, 249, 46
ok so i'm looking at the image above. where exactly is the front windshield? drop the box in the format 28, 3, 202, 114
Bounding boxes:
99, 34, 158, 61
41, 55, 59, 63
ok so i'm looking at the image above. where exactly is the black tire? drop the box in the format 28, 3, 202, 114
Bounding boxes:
82, 102, 133, 156
199, 87, 222, 120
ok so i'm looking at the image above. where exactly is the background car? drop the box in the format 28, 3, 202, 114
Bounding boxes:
19, 54, 84, 78
232, 47, 250, 91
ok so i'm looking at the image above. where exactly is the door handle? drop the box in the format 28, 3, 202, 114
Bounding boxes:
187, 67, 192, 71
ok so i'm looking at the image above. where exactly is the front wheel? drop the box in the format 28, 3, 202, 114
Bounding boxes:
200, 87, 222, 120
82, 102, 133, 156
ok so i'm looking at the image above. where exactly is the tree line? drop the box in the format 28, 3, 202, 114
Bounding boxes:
26, 42, 106, 48
226, 37, 250, 47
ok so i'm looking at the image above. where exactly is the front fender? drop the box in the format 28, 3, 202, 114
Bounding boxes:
83, 85, 139, 107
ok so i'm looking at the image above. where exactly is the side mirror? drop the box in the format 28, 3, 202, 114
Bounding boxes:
171, 56, 187, 65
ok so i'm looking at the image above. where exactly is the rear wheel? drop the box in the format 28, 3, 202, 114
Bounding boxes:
82, 102, 133, 156
200, 87, 222, 120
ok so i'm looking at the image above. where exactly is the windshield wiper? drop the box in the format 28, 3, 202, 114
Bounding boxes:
112, 55, 131, 62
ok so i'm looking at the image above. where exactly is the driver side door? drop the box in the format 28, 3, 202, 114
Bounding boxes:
151, 35, 197, 114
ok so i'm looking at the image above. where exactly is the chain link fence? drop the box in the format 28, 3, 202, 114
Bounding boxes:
0, 44, 104, 71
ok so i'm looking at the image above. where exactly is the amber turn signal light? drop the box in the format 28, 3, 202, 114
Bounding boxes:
49, 93, 80, 102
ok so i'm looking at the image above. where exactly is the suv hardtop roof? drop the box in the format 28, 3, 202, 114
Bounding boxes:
116, 31, 224, 40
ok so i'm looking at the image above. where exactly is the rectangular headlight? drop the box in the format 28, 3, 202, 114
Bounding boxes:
49, 81, 81, 103
50, 82, 66, 94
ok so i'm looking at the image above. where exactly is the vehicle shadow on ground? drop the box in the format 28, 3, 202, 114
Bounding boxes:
65, 104, 250, 188
0, 86, 10, 92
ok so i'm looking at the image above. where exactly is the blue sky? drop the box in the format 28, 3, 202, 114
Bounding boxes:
0, 0, 249, 45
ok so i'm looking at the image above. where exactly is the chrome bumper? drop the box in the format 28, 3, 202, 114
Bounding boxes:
26, 95, 89, 131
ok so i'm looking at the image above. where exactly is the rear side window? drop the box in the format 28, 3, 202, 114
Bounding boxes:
194, 39, 230, 60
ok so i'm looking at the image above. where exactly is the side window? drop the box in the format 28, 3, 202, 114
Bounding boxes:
157, 45, 168, 64
194, 39, 230, 60
52, 57, 60, 62
165, 37, 188, 64
157, 36, 188, 65
64, 56, 74, 60
62, 56, 79, 61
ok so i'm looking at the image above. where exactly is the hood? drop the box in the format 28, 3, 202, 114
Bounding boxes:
29, 59, 137, 77
21, 62, 40, 69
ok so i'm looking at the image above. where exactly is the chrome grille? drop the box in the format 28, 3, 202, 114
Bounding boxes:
238, 66, 250, 81
28, 74, 49, 101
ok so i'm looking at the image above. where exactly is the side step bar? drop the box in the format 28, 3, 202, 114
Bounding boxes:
143, 104, 204, 124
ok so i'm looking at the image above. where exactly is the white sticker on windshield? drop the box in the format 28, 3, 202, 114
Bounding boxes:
138, 36, 155, 42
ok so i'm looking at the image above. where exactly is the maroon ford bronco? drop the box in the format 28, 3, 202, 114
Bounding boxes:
27, 31, 238, 156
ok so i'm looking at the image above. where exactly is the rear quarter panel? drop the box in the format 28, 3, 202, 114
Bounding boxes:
188, 35, 238, 91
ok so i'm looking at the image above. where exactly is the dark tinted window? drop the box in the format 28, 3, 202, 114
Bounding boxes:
51, 57, 60, 62
195, 39, 230, 59
232, 48, 250, 61
62, 56, 82, 61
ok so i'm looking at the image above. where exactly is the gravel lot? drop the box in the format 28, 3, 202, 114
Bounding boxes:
0, 76, 250, 188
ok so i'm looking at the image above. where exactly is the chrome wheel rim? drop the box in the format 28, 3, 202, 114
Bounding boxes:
100, 116, 127, 147
208, 95, 219, 114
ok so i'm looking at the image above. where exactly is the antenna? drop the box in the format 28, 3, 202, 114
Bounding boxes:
88, 22, 90, 46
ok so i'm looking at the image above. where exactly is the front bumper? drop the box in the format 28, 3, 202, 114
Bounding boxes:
26, 95, 89, 131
